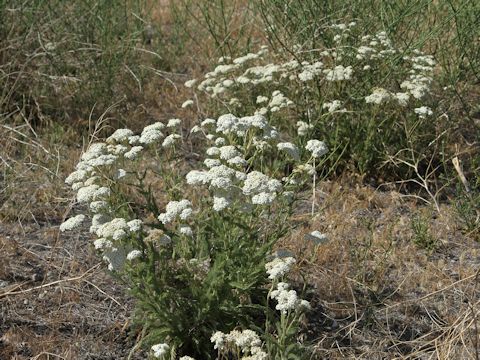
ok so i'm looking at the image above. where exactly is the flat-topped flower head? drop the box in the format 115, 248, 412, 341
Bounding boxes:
306, 140, 328, 158
151, 343, 169, 358
59, 214, 85, 232
106, 128, 134, 143
265, 256, 296, 280
126, 249, 142, 261
158, 199, 193, 224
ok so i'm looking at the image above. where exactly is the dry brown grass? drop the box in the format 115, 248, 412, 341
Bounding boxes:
280, 180, 480, 359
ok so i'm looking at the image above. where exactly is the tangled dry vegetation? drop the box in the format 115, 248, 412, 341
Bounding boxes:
1, 0, 479, 359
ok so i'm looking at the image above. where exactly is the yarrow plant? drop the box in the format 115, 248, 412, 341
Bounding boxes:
61, 104, 327, 358
61, 17, 442, 359
183, 21, 440, 179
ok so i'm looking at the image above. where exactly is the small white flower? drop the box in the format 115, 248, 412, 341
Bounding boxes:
124, 146, 144, 160
190, 125, 202, 134
213, 196, 230, 211
414, 106, 433, 118
162, 134, 181, 148
304, 231, 328, 245
270, 282, 299, 314
167, 118, 182, 128
223, 79, 234, 87
179, 225, 193, 237
151, 343, 169, 358
90, 201, 108, 214
256, 95, 268, 104
77, 184, 99, 203
126, 249, 142, 261
298, 69, 315, 82
128, 135, 140, 145
296, 121, 313, 136
219, 145, 241, 161
139, 129, 164, 145
72, 182, 84, 191
265, 257, 296, 280
324, 65, 353, 81
365, 88, 391, 104
395, 92, 410, 106
93, 238, 112, 250
65, 170, 88, 185
96, 218, 128, 240
181, 99, 194, 108
127, 219, 142, 232
214, 137, 226, 146
106, 128, 134, 143
184, 79, 197, 88
211, 331, 226, 350
158, 199, 193, 224
323, 100, 343, 113
59, 214, 85, 232
204, 158, 222, 168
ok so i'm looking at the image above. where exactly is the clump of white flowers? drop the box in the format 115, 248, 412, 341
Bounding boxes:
126, 249, 143, 261
151, 343, 169, 359
265, 256, 310, 315
365, 87, 392, 104
265, 257, 296, 280
414, 106, 433, 118
306, 140, 328, 158
158, 199, 193, 224
59, 214, 85, 232
211, 329, 267, 360
60, 20, 440, 359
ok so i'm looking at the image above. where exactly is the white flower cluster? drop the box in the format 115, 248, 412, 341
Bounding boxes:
356, 31, 395, 61
355, 31, 434, 107
296, 121, 314, 136
305, 140, 328, 158
270, 282, 310, 314
139, 122, 165, 145
213, 113, 277, 140
268, 90, 294, 112
323, 100, 345, 113
151, 343, 169, 358
126, 249, 143, 261
324, 65, 353, 81
63, 120, 185, 270
211, 329, 267, 360
365, 87, 392, 105
298, 61, 324, 82
59, 214, 85, 232
158, 199, 193, 224
242, 171, 282, 205
414, 106, 433, 118
265, 256, 296, 280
